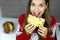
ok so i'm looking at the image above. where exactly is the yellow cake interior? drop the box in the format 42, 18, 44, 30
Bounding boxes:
27, 14, 45, 27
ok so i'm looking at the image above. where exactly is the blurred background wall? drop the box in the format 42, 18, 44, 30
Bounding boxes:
0, 0, 60, 23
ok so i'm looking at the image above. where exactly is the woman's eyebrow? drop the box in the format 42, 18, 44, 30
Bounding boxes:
39, 3, 46, 5
40, 3, 45, 4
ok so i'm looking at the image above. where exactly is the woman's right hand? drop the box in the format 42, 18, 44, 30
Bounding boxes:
25, 24, 36, 35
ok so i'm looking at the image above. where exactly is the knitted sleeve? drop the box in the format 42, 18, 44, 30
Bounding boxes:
16, 13, 30, 40
50, 16, 56, 37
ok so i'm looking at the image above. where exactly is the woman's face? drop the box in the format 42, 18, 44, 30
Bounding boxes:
30, 0, 48, 18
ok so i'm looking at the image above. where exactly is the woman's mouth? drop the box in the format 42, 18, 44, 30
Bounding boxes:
33, 12, 40, 17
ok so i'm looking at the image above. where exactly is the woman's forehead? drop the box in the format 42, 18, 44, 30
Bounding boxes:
31, 0, 46, 4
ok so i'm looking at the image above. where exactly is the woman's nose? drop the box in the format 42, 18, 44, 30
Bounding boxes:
35, 7, 39, 12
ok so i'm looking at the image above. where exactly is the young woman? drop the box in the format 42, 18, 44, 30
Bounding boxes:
16, 0, 56, 40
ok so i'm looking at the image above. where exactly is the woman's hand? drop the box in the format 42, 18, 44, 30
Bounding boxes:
37, 25, 48, 38
25, 23, 36, 35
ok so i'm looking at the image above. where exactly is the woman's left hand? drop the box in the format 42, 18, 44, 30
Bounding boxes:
37, 26, 48, 38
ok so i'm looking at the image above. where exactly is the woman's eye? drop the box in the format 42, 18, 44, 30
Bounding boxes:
39, 4, 44, 7
31, 3, 35, 6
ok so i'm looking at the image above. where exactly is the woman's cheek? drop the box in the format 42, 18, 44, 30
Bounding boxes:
40, 8, 45, 14
30, 6, 35, 12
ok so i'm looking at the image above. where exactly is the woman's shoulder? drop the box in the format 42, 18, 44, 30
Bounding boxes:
51, 16, 56, 28
19, 13, 26, 18
18, 13, 26, 26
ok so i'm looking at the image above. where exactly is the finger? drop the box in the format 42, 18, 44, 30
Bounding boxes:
25, 23, 31, 28
27, 30, 31, 34
30, 26, 36, 31
39, 27, 47, 32
29, 26, 36, 33
38, 29, 44, 34
28, 24, 34, 30
25, 27, 32, 34
39, 28, 45, 32
37, 31, 45, 37
26, 26, 35, 34
25, 25, 36, 34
